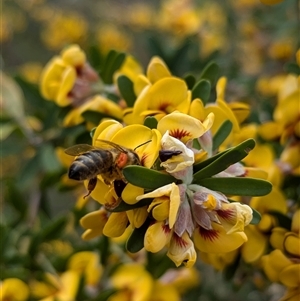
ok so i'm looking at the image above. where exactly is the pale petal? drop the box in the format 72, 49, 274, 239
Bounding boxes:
158, 111, 209, 143
167, 232, 197, 267
160, 131, 195, 173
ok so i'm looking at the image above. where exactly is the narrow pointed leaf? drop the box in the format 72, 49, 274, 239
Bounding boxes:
193, 139, 255, 181
193, 177, 272, 196
144, 116, 158, 129
123, 166, 176, 190
192, 79, 211, 105
117, 75, 136, 107
213, 120, 233, 151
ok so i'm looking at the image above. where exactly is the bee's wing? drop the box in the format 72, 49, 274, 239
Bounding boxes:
65, 144, 96, 156
95, 139, 128, 153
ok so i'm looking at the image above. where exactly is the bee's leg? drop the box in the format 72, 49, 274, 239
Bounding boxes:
84, 177, 97, 198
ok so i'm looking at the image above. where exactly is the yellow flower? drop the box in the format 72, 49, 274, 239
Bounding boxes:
158, 0, 201, 37
80, 207, 108, 240
149, 281, 181, 301
0, 278, 29, 301
41, 11, 88, 50
108, 264, 154, 301
167, 231, 197, 268
62, 95, 123, 127
35, 271, 81, 301
40, 44, 99, 107
67, 251, 103, 286
96, 24, 132, 55
200, 249, 239, 271
193, 222, 248, 253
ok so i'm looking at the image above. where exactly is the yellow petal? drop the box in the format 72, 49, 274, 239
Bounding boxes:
103, 212, 128, 237
80, 209, 108, 230
1, 278, 29, 301
193, 223, 248, 253
61, 44, 86, 66
279, 264, 300, 288
242, 225, 268, 263
150, 282, 180, 301
284, 233, 300, 257
56, 67, 77, 106
146, 56, 172, 83
144, 221, 172, 252
167, 232, 197, 267
122, 184, 144, 205
228, 102, 250, 124
261, 249, 293, 282
189, 98, 205, 121
152, 199, 170, 221
250, 186, 287, 214
82, 228, 103, 241
127, 207, 148, 228
136, 77, 190, 114
270, 227, 288, 250
92, 120, 123, 145
158, 111, 213, 143
258, 121, 282, 140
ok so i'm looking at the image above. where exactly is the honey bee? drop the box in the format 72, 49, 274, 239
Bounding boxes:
65, 140, 142, 197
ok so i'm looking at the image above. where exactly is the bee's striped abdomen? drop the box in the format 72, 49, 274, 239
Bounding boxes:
68, 150, 113, 181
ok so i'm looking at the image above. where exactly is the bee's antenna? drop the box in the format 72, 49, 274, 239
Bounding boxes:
134, 140, 152, 151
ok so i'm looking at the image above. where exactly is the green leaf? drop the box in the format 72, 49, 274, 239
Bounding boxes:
94, 289, 118, 301
17, 154, 41, 189
193, 139, 256, 181
81, 110, 121, 124
284, 62, 300, 75
144, 116, 158, 129
250, 208, 262, 225
106, 198, 152, 212
184, 74, 196, 89
199, 61, 220, 86
213, 120, 233, 151
193, 177, 272, 196
40, 216, 69, 241
39, 143, 61, 173
223, 253, 241, 280
87, 45, 103, 70
123, 166, 176, 190
192, 79, 211, 105
268, 211, 292, 229
117, 75, 136, 107
126, 219, 149, 253
100, 51, 126, 84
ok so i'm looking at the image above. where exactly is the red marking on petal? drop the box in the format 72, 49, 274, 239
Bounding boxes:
216, 209, 235, 220
141, 153, 149, 166
199, 227, 219, 242
162, 224, 172, 234
159, 102, 171, 111
173, 233, 188, 248
170, 129, 192, 140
